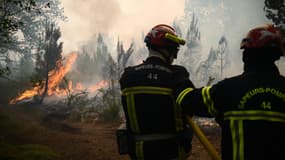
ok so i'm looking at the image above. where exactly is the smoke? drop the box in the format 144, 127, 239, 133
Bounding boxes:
184, 0, 271, 77
59, 0, 121, 53
59, 0, 284, 76
59, 0, 184, 53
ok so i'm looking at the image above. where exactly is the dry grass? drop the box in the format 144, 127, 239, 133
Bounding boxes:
0, 104, 221, 160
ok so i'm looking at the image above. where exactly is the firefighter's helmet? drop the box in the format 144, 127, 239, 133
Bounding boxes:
144, 24, 185, 51
240, 24, 284, 56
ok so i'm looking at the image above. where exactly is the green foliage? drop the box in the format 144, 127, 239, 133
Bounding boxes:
97, 86, 122, 123
74, 34, 114, 83
35, 21, 63, 75
0, 66, 11, 77
117, 40, 134, 78
264, 0, 285, 34
71, 34, 135, 123
32, 21, 63, 104
19, 54, 35, 78
0, 78, 31, 104
99, 103, 121, 123
0, 106, 59, 160
65, 90, 90, 107
0, 0, 66, 77
0, 107, 40, 140
0, 143, 59, 160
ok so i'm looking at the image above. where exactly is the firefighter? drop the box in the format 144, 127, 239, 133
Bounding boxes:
176, 24, 285, 160
119, 24, 195, 160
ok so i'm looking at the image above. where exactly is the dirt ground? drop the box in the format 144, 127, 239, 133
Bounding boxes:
39, 119, 221, 160
1, 105, 221, 160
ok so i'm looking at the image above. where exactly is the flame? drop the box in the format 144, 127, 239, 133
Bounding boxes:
10, 52, 77, 104
66, 80, 108, 94
10, 52, 109, 104
88, 81, 108, 92
9, 84, 41, 104
46, 52, 78, 96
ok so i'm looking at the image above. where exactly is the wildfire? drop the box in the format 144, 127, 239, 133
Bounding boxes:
9, 52, 108, 104
88, 80, 109, 92
46, 52, 78, 96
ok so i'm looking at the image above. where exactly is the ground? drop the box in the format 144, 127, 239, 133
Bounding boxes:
0, 104, 221, 160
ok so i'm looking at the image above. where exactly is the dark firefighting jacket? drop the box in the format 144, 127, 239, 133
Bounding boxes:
119, 56, 194, 160
176, 65, 285, 160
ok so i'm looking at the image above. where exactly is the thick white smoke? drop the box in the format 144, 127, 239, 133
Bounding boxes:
59, 0, 284, 76
184, 0, 272, 77
59, 0, 184, 53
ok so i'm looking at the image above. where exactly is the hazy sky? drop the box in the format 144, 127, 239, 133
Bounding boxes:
184, 0, 270, 75
58, 0, 285, 76
57, 0, 285, 83
59, 0, 185, 53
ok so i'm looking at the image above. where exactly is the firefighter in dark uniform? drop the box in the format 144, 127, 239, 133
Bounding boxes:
176, 24, 285, 160
119, 24, 195, 160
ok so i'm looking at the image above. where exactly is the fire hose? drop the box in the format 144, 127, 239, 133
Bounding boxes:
186, 116, 221, 160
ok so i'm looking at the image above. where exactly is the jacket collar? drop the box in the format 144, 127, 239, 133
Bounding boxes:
243, 63, 280, 76
144, 56, 170, 66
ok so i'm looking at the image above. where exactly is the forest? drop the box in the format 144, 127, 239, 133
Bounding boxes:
0, 0, 284, 159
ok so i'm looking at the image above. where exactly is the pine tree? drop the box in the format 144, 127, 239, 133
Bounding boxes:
196, 36, 229, 86
264, 0, 285, 34
117, 40, 134, 78
177, 13, 202, 84
0, 0, 65, 77
34, 21, 63, 104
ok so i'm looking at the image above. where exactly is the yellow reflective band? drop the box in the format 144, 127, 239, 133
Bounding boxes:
126, 94, 140, 133
176, 87, 194, 105
165, 33, 186, 45
122, 86, 172, 96
178, 145, 187, 160
175, 88, 194, 131
226, 110, 285, 160
135, 141, 144, 160
123, 86, 184, 133
230, 120, 237, 160
173, 102, 183, 132
175, 88, 194, 132
130, 94, 140, 133
239, 121, 244, 160
230, 120, 244, 160
126, 94, 134, 131
224, 110, 285, 123
201, 86, 217, 115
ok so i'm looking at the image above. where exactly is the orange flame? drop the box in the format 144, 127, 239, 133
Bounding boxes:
46, 52, 78, 96
9, 52, 110, 104
88, 80, 109, 92
9, 85, 41, 104
10, 52, 77, 104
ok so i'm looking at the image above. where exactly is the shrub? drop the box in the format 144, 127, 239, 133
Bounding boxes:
99, 103, 121, 123
0, 143, 59, 160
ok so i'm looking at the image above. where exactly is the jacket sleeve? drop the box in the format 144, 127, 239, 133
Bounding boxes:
172, 65, 195, 96
119, 67, 132, 90
176, 87, 215, 117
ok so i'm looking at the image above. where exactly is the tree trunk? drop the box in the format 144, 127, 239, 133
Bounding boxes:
39, 63, 49, 104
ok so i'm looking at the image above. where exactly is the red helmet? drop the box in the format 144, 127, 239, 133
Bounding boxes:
144, 24, 185, 49
240, 24, 284, 56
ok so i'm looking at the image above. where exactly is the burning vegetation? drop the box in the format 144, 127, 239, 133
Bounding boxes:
5, 33, 135, 125
9, 52, 109, 104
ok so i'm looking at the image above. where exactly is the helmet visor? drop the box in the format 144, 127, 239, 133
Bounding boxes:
165, 33, 186, 45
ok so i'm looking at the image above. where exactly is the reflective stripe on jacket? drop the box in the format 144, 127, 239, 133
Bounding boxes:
176, 68, 285, 160
120, 57, 194, 160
